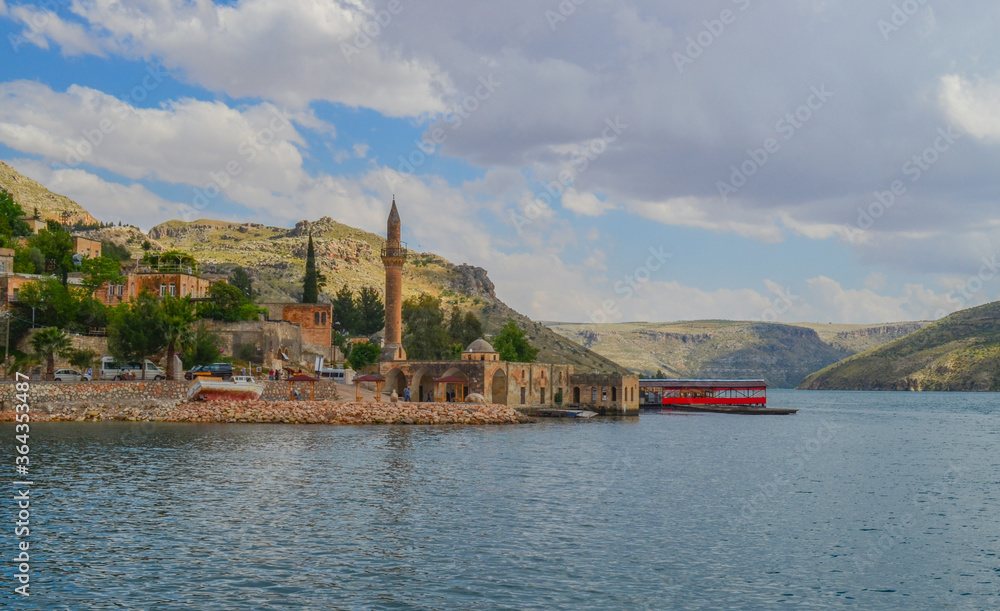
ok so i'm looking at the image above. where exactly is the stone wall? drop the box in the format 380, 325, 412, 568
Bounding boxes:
0, 379, 342, 408
568, 373, 640, 416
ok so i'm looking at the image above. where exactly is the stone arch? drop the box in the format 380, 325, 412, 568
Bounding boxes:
411, 367, 431, 402
612, 386, 617, 402
573, 386, 581, 404
385, 368, 406, 397
440, 367, 469, 401
491, 369, 508, 405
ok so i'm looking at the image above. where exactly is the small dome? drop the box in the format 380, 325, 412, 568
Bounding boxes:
466, 338, 496, 353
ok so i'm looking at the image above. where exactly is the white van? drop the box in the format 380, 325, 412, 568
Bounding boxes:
318, 368, 346, 382
99, 357, 166, 381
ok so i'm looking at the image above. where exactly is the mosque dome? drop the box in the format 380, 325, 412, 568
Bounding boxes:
466, 338, 497, 353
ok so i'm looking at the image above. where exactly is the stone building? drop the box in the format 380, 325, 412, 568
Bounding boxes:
374, 199, 638, 415
97, 269, 214, 306
259, 302, 334, 362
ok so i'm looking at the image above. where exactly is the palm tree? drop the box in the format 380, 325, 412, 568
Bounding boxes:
161, 295, 197, 380
30, 327, 71, 380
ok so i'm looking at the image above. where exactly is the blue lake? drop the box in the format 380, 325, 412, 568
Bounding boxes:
3, 390, 999, 609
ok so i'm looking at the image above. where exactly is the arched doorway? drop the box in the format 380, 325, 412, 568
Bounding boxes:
385, 368, 406, 397
490, 369, 508, 405
411, 367, 430, 402
573, 386, 581, 404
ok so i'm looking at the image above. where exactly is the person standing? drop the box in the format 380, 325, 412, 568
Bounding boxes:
403, 387, 410, 402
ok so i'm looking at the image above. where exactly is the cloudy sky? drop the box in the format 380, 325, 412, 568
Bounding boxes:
1, 0, 998, 324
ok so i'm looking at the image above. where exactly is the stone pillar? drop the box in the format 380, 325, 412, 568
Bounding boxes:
380, 199, 407, 361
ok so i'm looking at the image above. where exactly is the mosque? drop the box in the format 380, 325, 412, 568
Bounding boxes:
375, 199, 639, 415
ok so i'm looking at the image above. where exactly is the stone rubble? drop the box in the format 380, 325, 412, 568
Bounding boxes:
0, 400, 534, 425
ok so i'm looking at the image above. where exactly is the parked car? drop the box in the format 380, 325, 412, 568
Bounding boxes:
99, 357, 166, 381
191, 363, 234, 380
53, 369, 91, 382
184, 365, 205, 380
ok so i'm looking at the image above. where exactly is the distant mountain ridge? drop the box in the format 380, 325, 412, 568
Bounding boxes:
546, 320, 928, 388
799, 301, 1000, 391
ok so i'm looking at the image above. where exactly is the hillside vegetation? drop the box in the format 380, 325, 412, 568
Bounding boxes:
546, 320, 926, 388
85, 217, 625, 373
799, 301, 1000, 391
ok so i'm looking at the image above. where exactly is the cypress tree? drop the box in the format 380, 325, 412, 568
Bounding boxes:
302, 233, 319, 303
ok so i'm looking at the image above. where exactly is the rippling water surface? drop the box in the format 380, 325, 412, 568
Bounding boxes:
3, 390, 1000, 609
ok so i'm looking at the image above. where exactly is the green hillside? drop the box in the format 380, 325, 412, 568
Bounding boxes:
546, 320, 926, 388
799, 301, 1000, 391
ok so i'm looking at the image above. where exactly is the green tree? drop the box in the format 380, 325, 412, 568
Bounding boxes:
17, 278, 81, 330
161, 295, 197, 379
67, 348, 98, 374
181, 322, 222, 369
101, 240, 133, 262
302, 233, 319, 304
30, 327, 72, 380
447, 306, 484, 348
355, 286, 385, 335
197, 282, 262, 322
347, 341, 380, 371
332, 283, 358, 333
229, 267, 255, 301
401, 294, 451, 360
0, 189, 31, 238
81, 256, 124, 294
28, 220, 75, 284
492, 319, 539, 363
107, 292, 167, 378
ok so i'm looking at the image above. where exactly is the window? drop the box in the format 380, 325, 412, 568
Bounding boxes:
602, 387, 608, 401
0, 262, 5, 272
130, 283, 135, 297
591, 387, 597, 402
520, 387, 526, 404
12, 289, 18, 301
108, 283, 114, 297
117, 284, 123, 297
160, 284, 167, 297
169, 283, 176, 296
314, 312, 320, 325
612, 387, 617, 402
540, 387, 546, 403
321, 312, 327, 325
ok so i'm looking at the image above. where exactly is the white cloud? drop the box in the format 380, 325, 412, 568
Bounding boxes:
628, 196, 783, 242
8, 6, 107, 56
0, 81, 307, 197
940, 74, 1000, 141
26, 0, 450, 117
561, 188, 615, 217
8, 159, 178, 230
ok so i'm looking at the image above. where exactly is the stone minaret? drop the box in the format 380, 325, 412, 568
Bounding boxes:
380, 198, 407, 361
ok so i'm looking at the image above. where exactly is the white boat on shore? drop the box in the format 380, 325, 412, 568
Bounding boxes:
187, 375, 265, 401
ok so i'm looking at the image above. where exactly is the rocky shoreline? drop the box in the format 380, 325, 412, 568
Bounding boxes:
0, 400, 534, 425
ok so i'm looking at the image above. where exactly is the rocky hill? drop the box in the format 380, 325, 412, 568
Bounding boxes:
546, 320, 927, 388
799, 301, 1000, 391
0, 161, 98, 225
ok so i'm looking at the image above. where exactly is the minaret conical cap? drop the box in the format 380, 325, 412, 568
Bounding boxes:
387, 197, 401, 244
